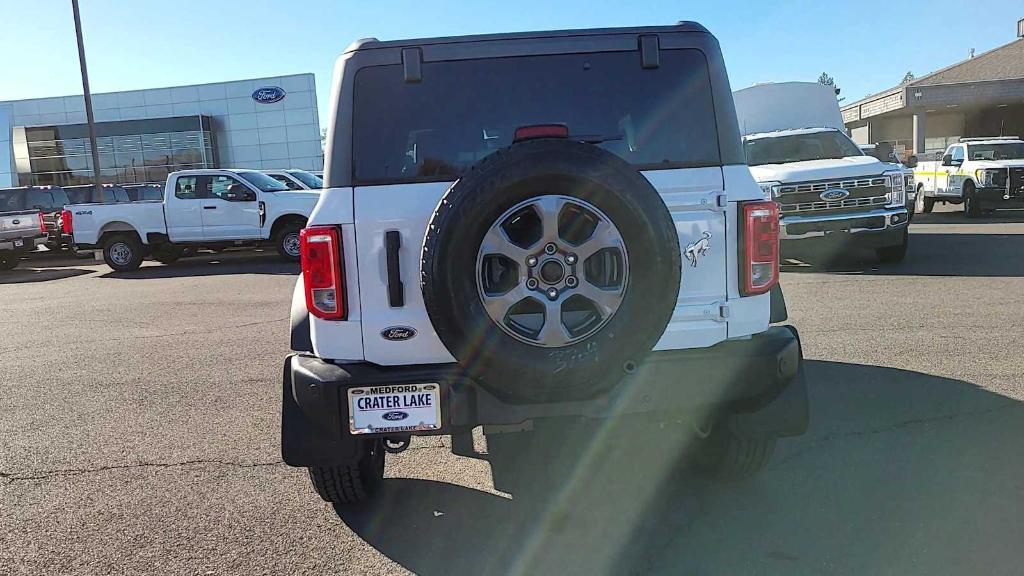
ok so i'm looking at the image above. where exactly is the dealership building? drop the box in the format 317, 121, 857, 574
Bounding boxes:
844, 18, 1024, 158
0, 73, 322, 188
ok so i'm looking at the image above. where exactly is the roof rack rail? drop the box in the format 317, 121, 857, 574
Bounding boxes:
959, 136, 1022, 142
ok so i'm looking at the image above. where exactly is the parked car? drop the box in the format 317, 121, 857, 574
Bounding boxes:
0, 185, 70, 249
734, 82, 910, 263
63, 184, 132, 205
860, 143, 917, 220
262, 169, 323, 190
913, 137, 1024, 217
123, 183, 165, 202
283, 23, 809, 509
0, 190, 47, 270
63, 169, 320, 270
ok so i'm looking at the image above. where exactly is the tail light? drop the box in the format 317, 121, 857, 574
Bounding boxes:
300, 225, 346, 320
741, 201, 780, 296
39, 212, 47, 234
61, 209, 73, 235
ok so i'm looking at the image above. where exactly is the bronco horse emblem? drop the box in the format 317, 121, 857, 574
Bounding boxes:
685, 231, 711, 267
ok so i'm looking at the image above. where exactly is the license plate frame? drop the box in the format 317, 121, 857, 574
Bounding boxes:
347, 383, 441, 435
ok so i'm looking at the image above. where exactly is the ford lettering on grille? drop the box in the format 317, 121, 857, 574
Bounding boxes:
819, 189, 850, 201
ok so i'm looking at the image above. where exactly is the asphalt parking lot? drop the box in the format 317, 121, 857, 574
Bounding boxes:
2, 204, 1023, 576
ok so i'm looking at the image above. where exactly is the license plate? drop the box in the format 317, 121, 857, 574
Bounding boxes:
13, 238, 23, 247
347, 383, 441, 434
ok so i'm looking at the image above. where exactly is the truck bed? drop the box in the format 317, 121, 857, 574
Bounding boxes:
67, 202, 167, 247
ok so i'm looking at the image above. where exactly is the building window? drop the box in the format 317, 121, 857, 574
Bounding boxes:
17, 116, 216, 186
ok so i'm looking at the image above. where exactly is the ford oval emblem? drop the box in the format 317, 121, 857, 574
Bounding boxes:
382, 411, 409, 422
820, 189, 850, 201
251, 86, 286, 104
11, 219, 19, 225
381, 326, 416, 341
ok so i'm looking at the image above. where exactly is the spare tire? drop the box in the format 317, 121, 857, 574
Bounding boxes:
421, 139, 681, 402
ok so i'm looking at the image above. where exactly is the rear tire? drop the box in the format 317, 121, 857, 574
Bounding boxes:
876, 228, 909, 264
694, 421, 777, 480
917, 186, 935, 214
275, 223, 302, 262
102, 234, 144, 271
307, 441, 384, 506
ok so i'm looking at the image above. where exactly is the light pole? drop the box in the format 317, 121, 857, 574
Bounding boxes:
71, 0, 103, 202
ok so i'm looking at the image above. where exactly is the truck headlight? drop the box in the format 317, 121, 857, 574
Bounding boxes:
975, 168, 1006, 188
884, 171, 905, 207
758, 181, 781, 200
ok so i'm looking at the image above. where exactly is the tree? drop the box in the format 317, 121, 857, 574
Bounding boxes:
818, 72, 841, 99
901, 71, 915, 84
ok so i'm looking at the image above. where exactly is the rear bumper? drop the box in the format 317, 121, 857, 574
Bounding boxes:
282, 326, 808, 466
0, 235, 46, 252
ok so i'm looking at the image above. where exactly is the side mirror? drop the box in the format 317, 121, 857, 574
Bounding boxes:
941, 154, 953, 166
905, 155, 918, 168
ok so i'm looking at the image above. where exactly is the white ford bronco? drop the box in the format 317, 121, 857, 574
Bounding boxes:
284, 24, 809, 506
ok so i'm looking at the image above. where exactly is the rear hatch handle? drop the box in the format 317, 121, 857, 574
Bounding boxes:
385, 230, 404, 307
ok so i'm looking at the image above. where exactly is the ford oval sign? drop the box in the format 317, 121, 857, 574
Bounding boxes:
382, 411, 409, 422
381, 326, 416, 341
820, 189, 850, 201
252, 86, 286, 104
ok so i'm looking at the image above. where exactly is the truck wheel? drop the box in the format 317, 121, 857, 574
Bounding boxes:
421, 139, 681, 402
0, 254, 19, 270
917, 186, 934, 213
151, 245, 184, 265
694, 421, 777, 480
876, 228, 909, 264
307, 440, 384, 505
102, 234, 144, 271
275, 224, 302, 262
963, 183, 982, 218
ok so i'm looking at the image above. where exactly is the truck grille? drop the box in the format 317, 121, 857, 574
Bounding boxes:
1010, 168, 1024, 198
778, 177, 889, 214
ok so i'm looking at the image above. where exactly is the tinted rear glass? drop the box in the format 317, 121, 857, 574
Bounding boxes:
353, 49, 720, 184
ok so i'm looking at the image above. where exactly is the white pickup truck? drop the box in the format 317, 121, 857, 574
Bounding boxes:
913, 137, 1024, 217
734, 82, 910, 263
64, 169, 319, 271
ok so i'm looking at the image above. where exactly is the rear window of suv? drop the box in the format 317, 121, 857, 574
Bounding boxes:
352, 49, 720, 184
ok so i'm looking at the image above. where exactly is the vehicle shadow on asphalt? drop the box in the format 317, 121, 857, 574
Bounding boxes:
0, 267, 92, 284
783, 231, 1024, 277
100, 253, 298, 279
912, 207, 1024, 225
337, 360, 1023, 576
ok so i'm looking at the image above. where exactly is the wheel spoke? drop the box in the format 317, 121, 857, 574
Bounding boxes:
575, 219, 622, 261
533, 196, 567, 245
481, 284, 531, 321
537, 298, 571, 346
479, 226, 530, 264
576, 279, 625, 318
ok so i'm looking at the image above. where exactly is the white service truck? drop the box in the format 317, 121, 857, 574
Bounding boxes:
64, 169, 319, 271
913, 137, 1024, 217
734, 82, 911, 263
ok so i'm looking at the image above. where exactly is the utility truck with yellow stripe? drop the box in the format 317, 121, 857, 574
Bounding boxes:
913, 137, 1024, 217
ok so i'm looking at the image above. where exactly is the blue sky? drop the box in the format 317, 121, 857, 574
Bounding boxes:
1, 0, 1021, 121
